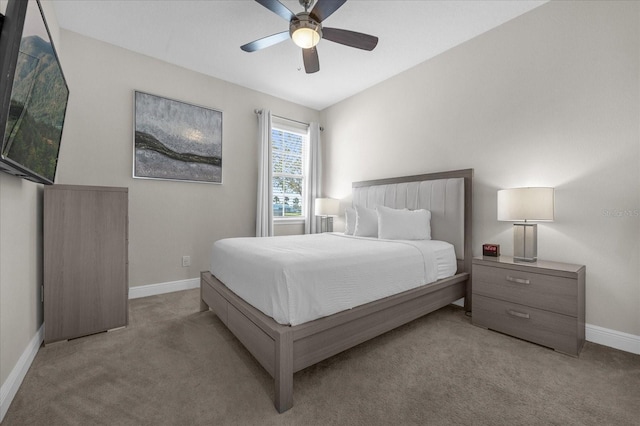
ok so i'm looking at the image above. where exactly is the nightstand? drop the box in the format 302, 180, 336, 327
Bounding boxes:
472, 256, 585, 356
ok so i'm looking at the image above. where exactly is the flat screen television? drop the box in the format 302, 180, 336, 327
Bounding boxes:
0, 0, 69, 184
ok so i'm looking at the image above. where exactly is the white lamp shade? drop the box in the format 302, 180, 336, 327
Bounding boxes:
497, 187, 554, 221
315, 198, 340, 216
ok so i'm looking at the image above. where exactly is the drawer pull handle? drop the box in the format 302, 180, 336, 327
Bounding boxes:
505, 275, 530, 285
507, 309, 530, 319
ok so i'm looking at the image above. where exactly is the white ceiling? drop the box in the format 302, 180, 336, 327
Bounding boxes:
51, 0, 548, 111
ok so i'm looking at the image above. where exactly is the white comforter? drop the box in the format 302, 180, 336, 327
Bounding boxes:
210, 233, 457, 326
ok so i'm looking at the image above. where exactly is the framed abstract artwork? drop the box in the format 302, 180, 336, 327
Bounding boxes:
133, 91, 222, 183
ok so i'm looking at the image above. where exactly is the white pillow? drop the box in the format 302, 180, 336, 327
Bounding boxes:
377, 205, 431, 240
344, 207, 356, 235
353, 205, 378, 237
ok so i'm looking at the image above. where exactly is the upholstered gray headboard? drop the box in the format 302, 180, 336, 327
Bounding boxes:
352, 169, 473, 272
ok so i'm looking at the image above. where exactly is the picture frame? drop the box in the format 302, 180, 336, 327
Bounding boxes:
133, 91, 222, 183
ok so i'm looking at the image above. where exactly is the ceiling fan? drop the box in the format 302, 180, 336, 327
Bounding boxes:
241, 0, 379, 74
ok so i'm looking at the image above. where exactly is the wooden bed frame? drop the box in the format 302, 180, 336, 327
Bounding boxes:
200, 169, 473, 413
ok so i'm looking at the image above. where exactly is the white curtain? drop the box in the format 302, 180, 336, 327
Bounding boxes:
305, 122, 322, 234
256, 109, 273, 237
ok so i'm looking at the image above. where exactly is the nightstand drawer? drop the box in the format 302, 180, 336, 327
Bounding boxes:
474, 264, 578, 316
473, 295, 581, 356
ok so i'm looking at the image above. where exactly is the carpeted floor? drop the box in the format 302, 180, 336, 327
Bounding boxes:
3, 289, 639, 425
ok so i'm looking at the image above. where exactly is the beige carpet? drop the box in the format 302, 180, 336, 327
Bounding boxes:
3, 289, 639, 425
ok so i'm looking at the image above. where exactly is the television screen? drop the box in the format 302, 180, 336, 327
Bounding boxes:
0, 0, 69, 184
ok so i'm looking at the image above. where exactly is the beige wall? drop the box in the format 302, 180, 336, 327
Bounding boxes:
321, 1, 639, 336
55, 30, 319, 287
0, 176, 43, 390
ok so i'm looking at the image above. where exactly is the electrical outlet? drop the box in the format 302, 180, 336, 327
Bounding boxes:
182, 255, 191, 267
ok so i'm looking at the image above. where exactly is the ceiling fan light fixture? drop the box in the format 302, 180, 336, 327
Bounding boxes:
290, 14, 322, 49
292, 27, 320, 48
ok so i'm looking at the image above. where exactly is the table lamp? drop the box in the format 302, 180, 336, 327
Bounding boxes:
315, 198, 339, 232
497, 187, 554, 262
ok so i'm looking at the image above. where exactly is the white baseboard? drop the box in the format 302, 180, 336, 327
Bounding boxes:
586, 324, 640, 355
0, 323, 44, 423
128, 277, 200, 299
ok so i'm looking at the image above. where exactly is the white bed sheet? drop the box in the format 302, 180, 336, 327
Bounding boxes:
210, 233, 457, 326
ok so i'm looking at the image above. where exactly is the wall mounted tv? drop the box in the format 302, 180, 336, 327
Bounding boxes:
0, 0, 69, 185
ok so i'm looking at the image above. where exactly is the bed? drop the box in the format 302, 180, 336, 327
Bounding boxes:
200, 168, 473, 412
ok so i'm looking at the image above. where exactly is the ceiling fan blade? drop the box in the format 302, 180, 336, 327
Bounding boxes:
322, 27, 378, 51
241, 31, 290, 52
255, 0, 297, 22
302, 48, 320, 74
310, 0, 347, 23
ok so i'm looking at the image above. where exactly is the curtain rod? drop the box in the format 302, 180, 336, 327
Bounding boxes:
254, 109, 323, 131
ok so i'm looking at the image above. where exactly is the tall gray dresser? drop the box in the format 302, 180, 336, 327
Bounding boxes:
44, 185, 128, 344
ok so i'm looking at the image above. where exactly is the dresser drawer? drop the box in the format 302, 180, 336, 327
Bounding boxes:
473, 295, 581, 356
473, 264, 578, 316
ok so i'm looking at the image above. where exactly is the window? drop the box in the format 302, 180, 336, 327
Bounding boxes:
271, 119, 308, 220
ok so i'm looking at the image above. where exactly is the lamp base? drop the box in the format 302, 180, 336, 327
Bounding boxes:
318, 216, 333, 233
513, 223, 537, 262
